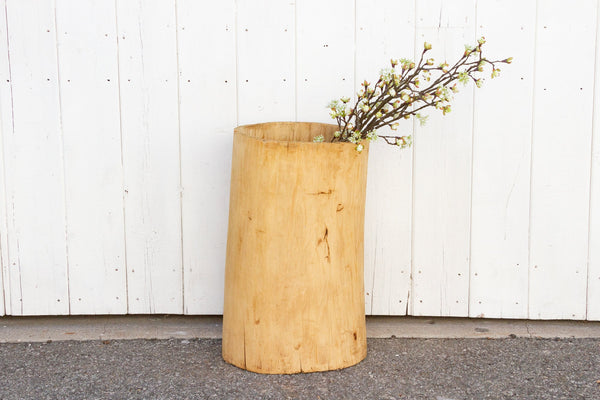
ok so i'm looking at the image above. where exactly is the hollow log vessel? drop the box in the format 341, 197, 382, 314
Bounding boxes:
222, 122, 369, 374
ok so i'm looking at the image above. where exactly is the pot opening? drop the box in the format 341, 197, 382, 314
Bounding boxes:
235, 122, 339, 143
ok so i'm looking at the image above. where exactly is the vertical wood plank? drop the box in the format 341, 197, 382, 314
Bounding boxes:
56, 0, 127, 314
469, 0, 536, 319
236, 0, 295, 125
296, 0, 354, 122
529, 0, 596, 320
178, 0, 236, 314
589, 0, 600, 322
116, 0, 183, 314
411, 0, 476, 317
0, 1, 69, 315
0, 0, 10, 316
0, 0, 596, 320
356, 0, 414, 315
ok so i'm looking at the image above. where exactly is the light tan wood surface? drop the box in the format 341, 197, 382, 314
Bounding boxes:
222, 122, 369, 373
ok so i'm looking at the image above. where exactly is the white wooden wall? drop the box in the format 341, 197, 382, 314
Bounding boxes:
1, 0, 599, 320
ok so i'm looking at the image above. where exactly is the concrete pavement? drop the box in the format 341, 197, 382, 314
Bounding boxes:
1, 315, 600, 343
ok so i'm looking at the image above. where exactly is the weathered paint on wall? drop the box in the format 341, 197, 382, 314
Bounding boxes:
0, 0, 599, 320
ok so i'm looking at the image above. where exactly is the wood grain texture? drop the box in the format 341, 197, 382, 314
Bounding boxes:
0, 1, 69, 315
356, 0, 415, 316
0, 0, 10, 316
177, 0, 236, 314
116, 0, 183, 314
296, 0, 354, 122
222, 122, 368, 373
528, 0, 596, 320
411, 0, 476, 317
236, 0, 295, 124
56, 0, 127, 314
469, 0, 536, 319
0, 0, 599, 320
586, 0, 600, 322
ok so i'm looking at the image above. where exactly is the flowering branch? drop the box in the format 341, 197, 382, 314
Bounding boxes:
314, 38, 512, 151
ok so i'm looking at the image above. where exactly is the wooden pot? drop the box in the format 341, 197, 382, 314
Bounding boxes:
222, 122, 369, 374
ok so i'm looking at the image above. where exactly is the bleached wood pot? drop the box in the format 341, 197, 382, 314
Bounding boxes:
222, 122, 369, 374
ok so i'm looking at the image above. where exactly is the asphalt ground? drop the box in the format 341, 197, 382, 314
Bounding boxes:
1, 337, 599, 400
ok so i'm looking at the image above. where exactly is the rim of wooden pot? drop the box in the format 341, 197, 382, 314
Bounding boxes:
234, 121, 361, 147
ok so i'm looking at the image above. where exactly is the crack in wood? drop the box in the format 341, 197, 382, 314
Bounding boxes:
323, 227, 330, 262
307, 189, 334, 196
316, 226, 330, 262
